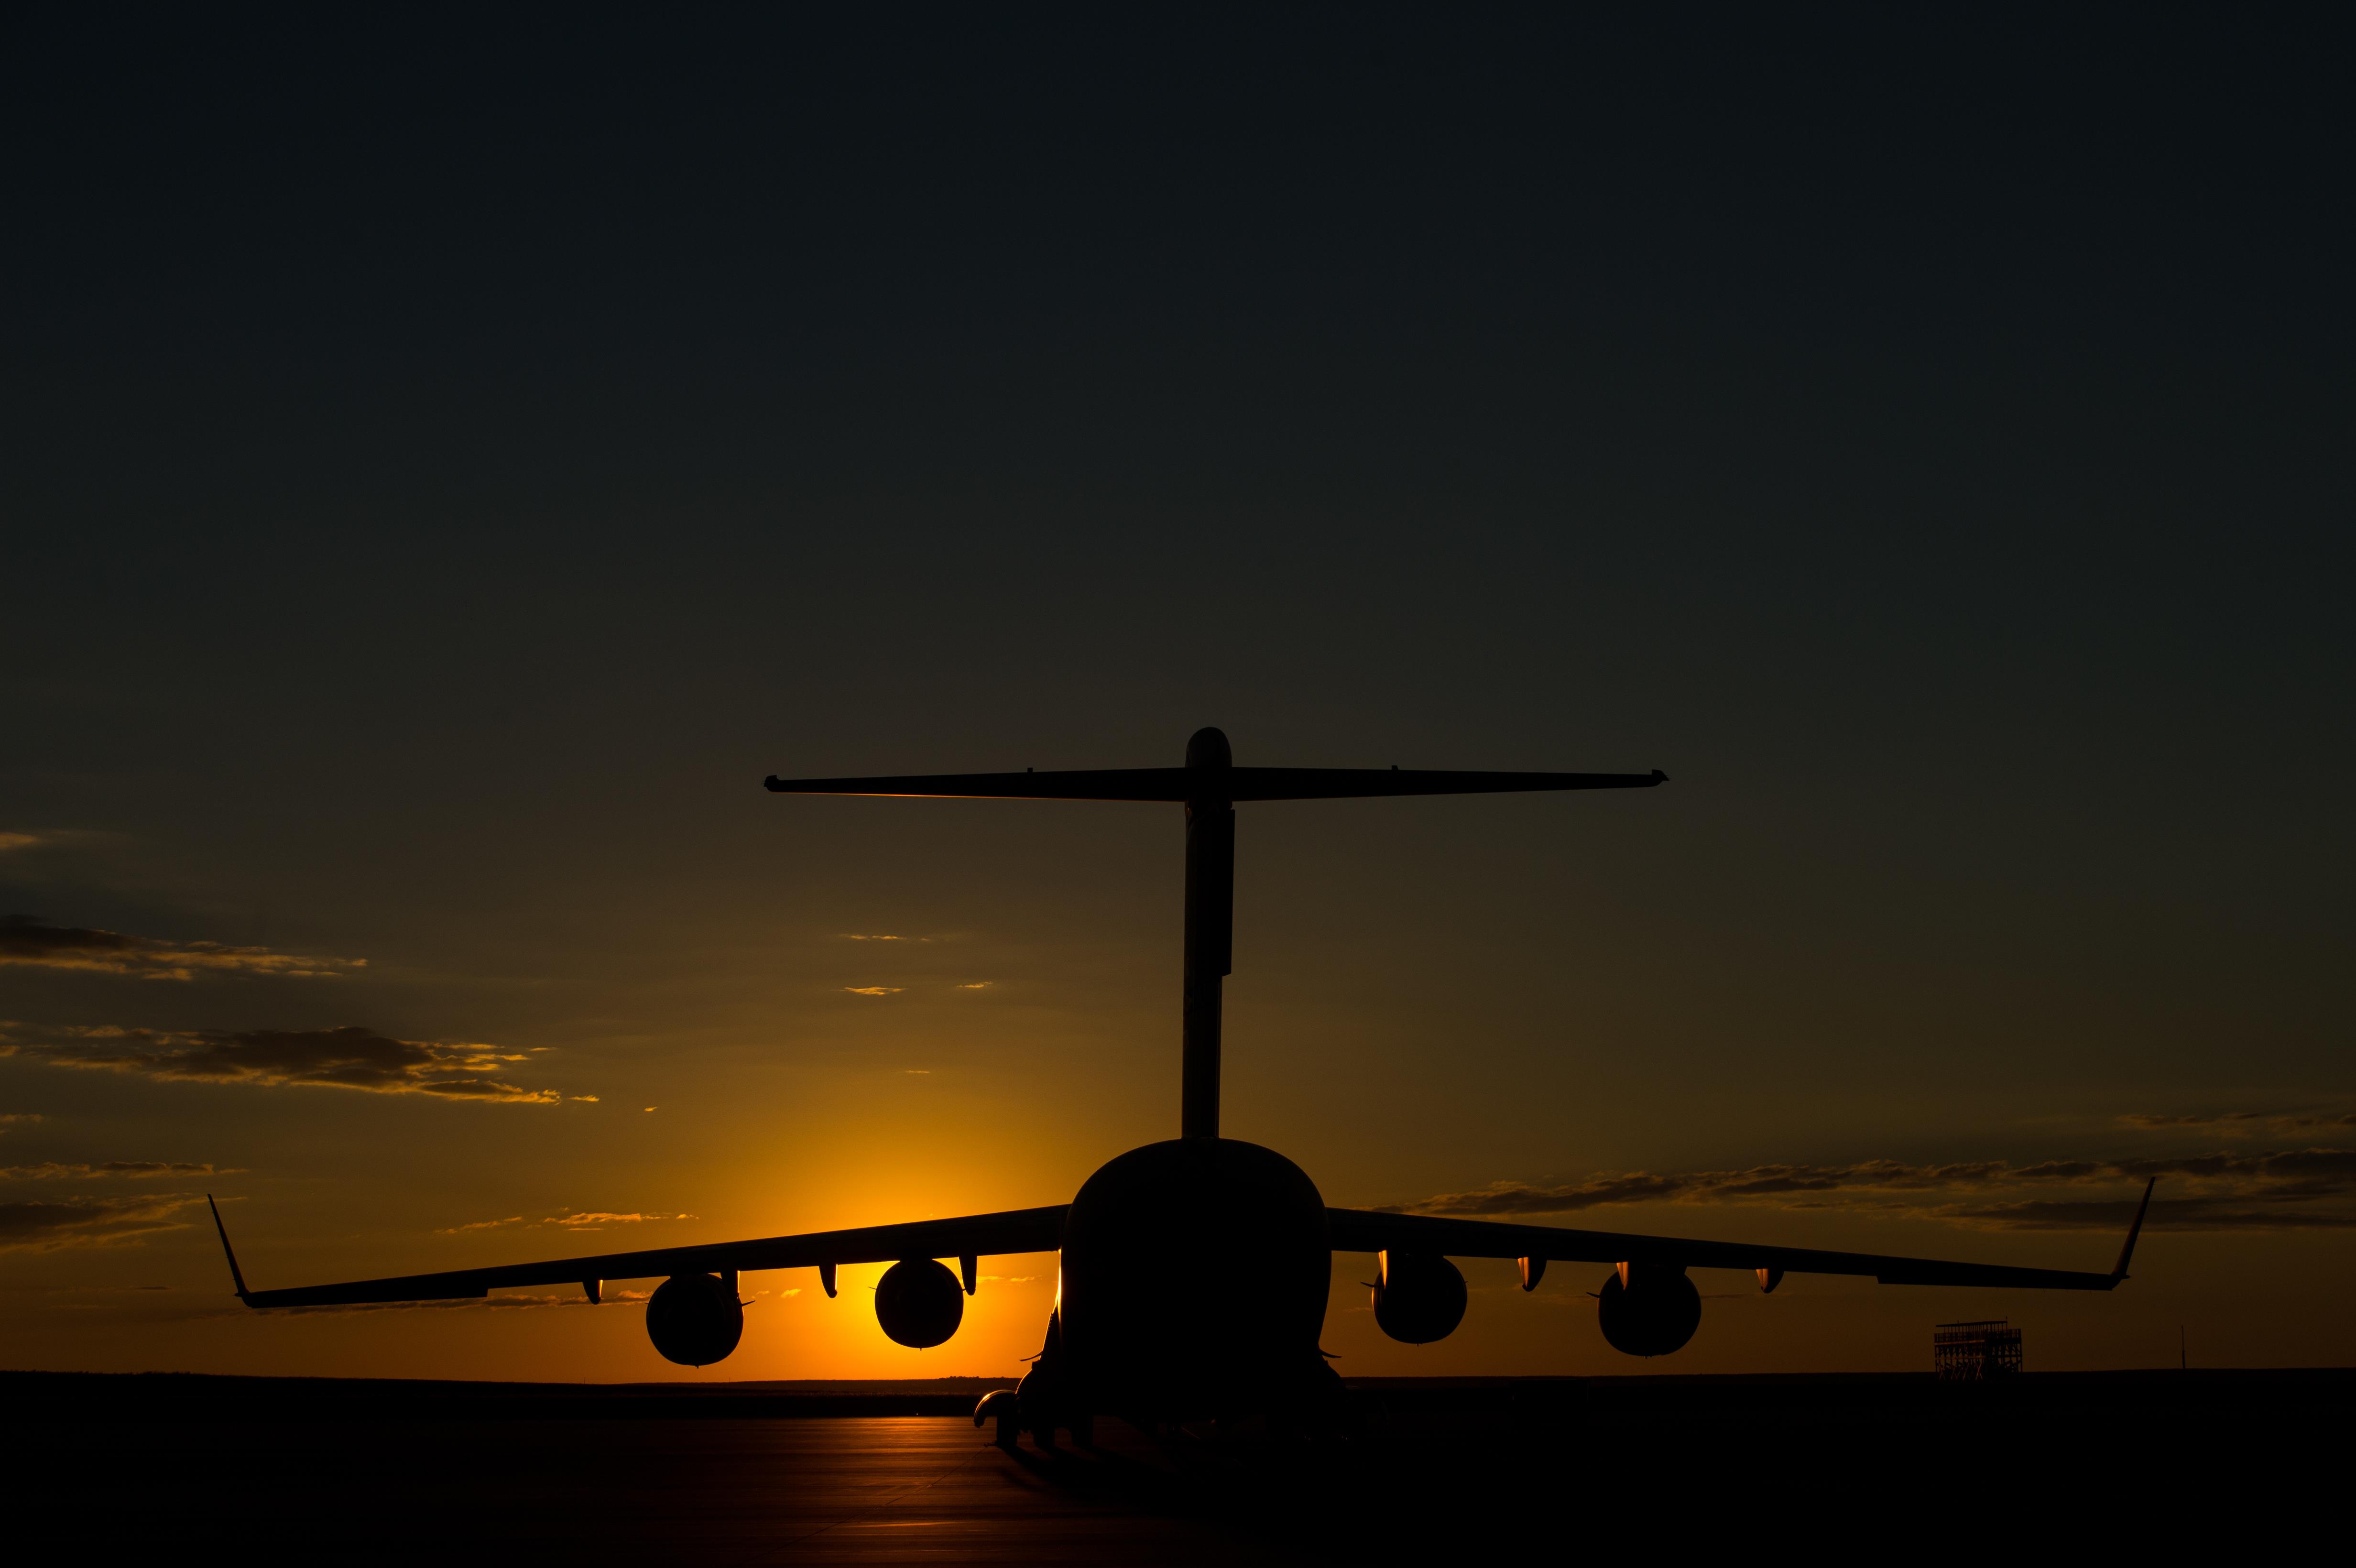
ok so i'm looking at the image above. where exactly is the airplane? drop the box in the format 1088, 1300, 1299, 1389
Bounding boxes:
208, 727, 2154, 1444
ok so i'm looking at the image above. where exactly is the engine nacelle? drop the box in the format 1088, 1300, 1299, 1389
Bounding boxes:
875, 1257, 964, 1348
1373, 1250, 1466, 1344
646, 1272, 744, 1366
1596, 1264, 1701, 1357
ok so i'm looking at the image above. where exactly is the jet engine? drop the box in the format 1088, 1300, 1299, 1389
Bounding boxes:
645, 1272, 744, 1367
1372, 1250, 1466, 1344
1596, 1264, 1701, 1357
875, 1257, 964, 1348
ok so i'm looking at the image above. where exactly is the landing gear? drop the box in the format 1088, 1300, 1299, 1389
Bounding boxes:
972, 1388, 1022, 1448
1015, 1309, 1094, 1449
1018, 1373, 1094, 1448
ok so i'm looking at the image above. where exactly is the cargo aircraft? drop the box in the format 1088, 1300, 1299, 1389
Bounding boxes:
210, 729, 2152, 1442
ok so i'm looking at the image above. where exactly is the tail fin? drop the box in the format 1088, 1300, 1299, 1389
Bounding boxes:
207, 1194, 252, 1304
2110, 1177, 2156, 1284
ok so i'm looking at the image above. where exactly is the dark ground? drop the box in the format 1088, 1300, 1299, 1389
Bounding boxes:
6, 1370, 2346, 1561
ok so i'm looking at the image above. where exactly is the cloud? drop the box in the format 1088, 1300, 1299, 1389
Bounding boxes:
1394, 1146, 2356, 1232
0, 1024, 564, 1103
956, 982, 993, 990
2120, 1111, 2273, 1130
1397, 1161, 2012, 1217
0, 833, 42, 853
0, 1193, 205, 1252
842, 986, 903, 996
0, 1114, 40, 1133
0, 915, 365, 981
1945, 1198, 2356, 1232
2122, 1110, 2356, 1135
436, 1211, 693, 1234
0, 1161, 236, 1179
548, 1211, 694, 1230
838, 934, 931, 943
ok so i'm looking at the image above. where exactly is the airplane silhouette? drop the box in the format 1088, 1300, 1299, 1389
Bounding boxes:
209, 728, 2152, 1442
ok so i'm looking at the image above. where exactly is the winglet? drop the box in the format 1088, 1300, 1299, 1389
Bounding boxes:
2110, 1177, 2156, 1284
207, 1194, 252, 1304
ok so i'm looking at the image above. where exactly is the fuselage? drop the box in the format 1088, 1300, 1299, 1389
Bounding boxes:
1050, 1138, 1332, 1421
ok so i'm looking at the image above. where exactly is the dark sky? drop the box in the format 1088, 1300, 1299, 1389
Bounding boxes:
3, 6, 2351, 1379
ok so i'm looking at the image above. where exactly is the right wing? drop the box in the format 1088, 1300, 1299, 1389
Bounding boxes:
1328, 1177, 2155, 1292
211, 1200, 1068, 1307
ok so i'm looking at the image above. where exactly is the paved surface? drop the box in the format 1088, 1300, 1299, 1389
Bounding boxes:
23, 1416, 1310, 1563
10, 1372, 2346, 1561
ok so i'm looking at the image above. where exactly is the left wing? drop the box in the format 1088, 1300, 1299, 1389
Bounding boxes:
210, 1200, 1068, 1307
1328, 1179, 2153, 1292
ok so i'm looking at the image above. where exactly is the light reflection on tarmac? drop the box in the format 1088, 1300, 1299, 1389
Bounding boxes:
24, 1417, 1309, 1563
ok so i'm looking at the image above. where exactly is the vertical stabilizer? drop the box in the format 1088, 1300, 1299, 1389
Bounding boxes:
1180, 726, 1233, 1139
761, 730, 1666, 1143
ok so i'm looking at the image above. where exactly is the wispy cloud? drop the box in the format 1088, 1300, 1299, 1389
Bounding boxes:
0, 915, 364, 981
842, 986, 904, 997
0, 1024, 565, 1103
0, 833, 43, 854
0, 1193, 205, 1252
956, 982, 993, 990
2121, 1110, 2356, 1135
1942, 1198, 2356, 1231
0, 1161, 237, 1180
838, 934, 933, 943
0, 1114, 40, 1134
435, 1211, 694, 1234
548, 1211, 694, 1230
1393, 1146, 2356, 1232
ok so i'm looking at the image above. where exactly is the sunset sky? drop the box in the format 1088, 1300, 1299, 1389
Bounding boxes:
4, 9, 2350, 1382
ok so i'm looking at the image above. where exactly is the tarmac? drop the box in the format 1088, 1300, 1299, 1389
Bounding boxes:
7, 1369, 2345, 1561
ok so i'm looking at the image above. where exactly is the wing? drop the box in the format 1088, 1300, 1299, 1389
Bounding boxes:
215, 1204, 1067, 1308
1328, 1179, 2154, 1292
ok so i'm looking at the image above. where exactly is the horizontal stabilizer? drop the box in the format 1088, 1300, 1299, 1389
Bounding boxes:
764, 766, 1667, 803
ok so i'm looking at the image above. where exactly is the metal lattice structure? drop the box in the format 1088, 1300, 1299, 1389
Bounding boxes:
1934, 1319, 2023, 1381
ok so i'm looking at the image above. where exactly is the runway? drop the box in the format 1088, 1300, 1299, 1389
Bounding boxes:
10, 1371, 2345, 1561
